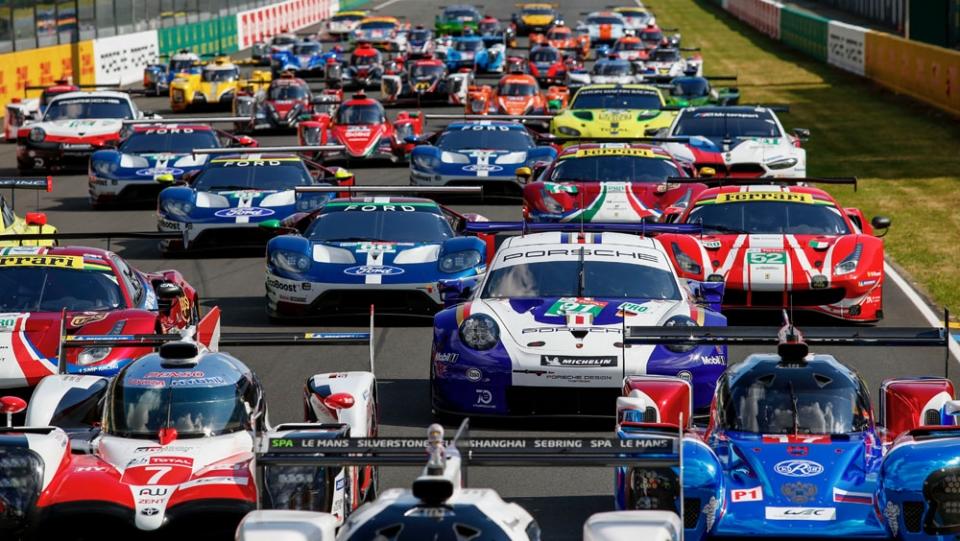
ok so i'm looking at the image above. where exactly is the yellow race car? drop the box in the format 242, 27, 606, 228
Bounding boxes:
512, 3, 559, 35
169, 57, 271, 112
549, 84, 678, 140
0, 177, 57, 247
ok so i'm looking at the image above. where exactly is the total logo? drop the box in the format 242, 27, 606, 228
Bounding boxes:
774, 460, 824, 477
214, 207, 275, 218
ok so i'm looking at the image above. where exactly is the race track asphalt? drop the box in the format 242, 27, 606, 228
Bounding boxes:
1, 0, 955, 538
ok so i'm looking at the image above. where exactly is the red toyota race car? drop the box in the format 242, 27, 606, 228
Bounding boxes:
521, 143, 705, 223
657, 179, 891, 322
529, 24, 590, 60
0, 239, 198, 388
527, 45, 580, 86
465, 73, 569, 115
233, 73, 325, 131
298, 91, 422, 164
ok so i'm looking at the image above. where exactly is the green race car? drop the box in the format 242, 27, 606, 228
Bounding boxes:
662, 76, 740, 107
435, 4, 482, 35
550, 84, 679, 140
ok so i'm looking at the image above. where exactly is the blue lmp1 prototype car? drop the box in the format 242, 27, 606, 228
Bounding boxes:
614, 322, 956, 541
156, 149, 354, 254
445, 35, 506, 73
408, 121, 557, 194
270, 41, 344, 77
263, 187, 491, 318
430, 222, 726, 418
142, 49, 202, 96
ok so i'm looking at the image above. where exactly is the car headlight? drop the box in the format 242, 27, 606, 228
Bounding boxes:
412, 153, 439, 171
663, 315, 697, 353
671, 242, 702, 275
93, 160, 120, 177
29, 127, 45, 143
469, 98, 486, 113
459, 313, 500, 351
766, 157, 798, 170
540, 188, 564, 213
270, 249, 311, 273
161, 199, 194, 218
439, 250, 481, 273
556, 126, 580, 137
76, 321, 123, 366
834, 242, 862, 276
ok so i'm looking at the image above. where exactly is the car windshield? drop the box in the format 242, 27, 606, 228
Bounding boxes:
412, 64, 445, 78
523, 7, 554, 15
351, 53, 378, 66
121, 129, 219, 153
673, 111, 781, 138
588, 16, 622, 25
361, 21, 395, 30
455, 40, 483, 52
294, 43, 322, 55
623, 11, 651, 22
594, 62, 631, 75
672, 78, 709, 97
193, 159, 314, 192
499, 82, 537, 96
170, 59, 196, 73
44, 97, 134, 120
687, 200, 850, 235
614, 40, 642, 51
445, 9, 477, 19
482, 260, 680, 299
720, 368, 871, 434
438, 126, 533, 151
572, 89, 661, 109
479, 21, 499, 33
0, 264, 124, 312
273, 35, 297, 45
202, 68, 239, 82
334, 13, 364, 22
337, 104, 384, 124
306, 206, 454, 243
547, 29, 569, 39
107, 382, 249, 438
269, 84, 310, 100
530, 49, 559, 63
551, 154, 681, 182
650, 49, 680, 62
409, 29, 431, 41
641, 31, 663, 42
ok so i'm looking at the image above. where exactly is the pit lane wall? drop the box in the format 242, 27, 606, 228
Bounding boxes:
0, 0, 353, 120
708, 0, 960, 117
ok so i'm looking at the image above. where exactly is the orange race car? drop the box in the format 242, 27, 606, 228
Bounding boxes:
465, 73, 569, 115
610, 35, 650, 62
529, 24, 590, 60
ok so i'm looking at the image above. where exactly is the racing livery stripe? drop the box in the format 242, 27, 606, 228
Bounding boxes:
455, 302, 473, 326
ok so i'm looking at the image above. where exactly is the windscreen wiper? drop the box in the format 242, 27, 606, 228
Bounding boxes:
788, 381, 800, 436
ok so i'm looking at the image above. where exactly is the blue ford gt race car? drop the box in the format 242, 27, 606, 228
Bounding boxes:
615, 322, 955, 541
156, 148, 353, 254
263, 186, 490, 318
445, 35, 505, 73
430, 222, 726, 418
409, 120, 557, 194
271, 41, 344, 77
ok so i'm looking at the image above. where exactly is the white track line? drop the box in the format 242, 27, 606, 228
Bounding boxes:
372, 0, 405, 11
884, 261, 960, 362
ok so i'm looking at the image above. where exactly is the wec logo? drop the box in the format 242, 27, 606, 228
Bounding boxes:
774, 460, 824, 477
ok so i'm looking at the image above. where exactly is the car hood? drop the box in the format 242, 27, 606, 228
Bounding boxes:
528, 181, 701, 222
36, 118, 124, 137
332, 123, 389, 157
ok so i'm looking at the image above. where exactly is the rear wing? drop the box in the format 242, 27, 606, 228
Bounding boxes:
0, 176, 52, 211
1, 231, 185, 251
664, 176, 858, 191
192, 145, 346, 155
424, 113, 555, 121
464, 221, 701, 235
122, 116, 255, 125
294, 185, 481, 195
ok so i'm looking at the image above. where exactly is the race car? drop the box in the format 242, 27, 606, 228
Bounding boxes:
351, 16, 408, 52
88, 121, 257, 207
660, 106, 808, 178
435, 4, 482, 36
576, 11, 627, 48
656, 180, 890, 322
16, 91, 154, 173
550, 84, 678, 140
381, 58, 473, 106
614, 322, 953, 541
641, 47, 703, 83
4, 315, 379, 536
269, 40, 343, 77
298, 92, 422, 164
0, 241, 198, 387
142, 49, 202, 96
430, 222, 725, 417
406, 26, 436, 58
609, 35, 649, 62
234, 73, 326, 131
612, 5, 656, 30
337, 43, 386, 90
263, 187, 490, 318
5, 80, 117, 142
527, 45, 574, 85
0, 177, 57, 247
251, 31, 299, 65
638, 24, 681, 50
465, 73, 569, 115
662, 75, 740, 107
169, 57, 271, 112
512, 3, 560, 35
445, 35, 505, 74
477, 15, 518, 49
323, 9, 369, 41
521, 144, 706, 223
156, 151, 354, 253
529, 24, 590, 61
566, 56, 646, 89
409, 120, 558, 194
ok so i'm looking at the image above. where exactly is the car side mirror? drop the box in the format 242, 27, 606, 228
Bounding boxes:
515, 166, 532, 182
156, 173, 177, 185
439, 278, 476, 307
871, 215, 891, 236
156, 282, 184, 300
698, 166, 716, 178
793, 128, 810, 140
688, 279, 724, 312
25, 212, 47, 226
644, 127, 661, 137
258, 219, 298, 235
235, 135, 257, 147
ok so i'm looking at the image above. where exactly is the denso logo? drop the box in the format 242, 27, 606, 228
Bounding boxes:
214, 207, 275, 218
774, 460, 824, 477
344, 265, 404, 276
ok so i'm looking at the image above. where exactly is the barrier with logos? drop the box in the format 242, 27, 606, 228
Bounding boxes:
236, 0, 339, 50
0, 41, 96, 113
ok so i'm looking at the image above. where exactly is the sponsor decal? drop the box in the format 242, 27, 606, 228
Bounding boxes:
350, 242, 398, 253
343, 265, 405, 276
340, 204, 418, 212
808, 240, 830, 250
701, 355, 725, 366
0, 255, 83, 268
465, 367, 483, 381
211, 158, 300, 166
140, 507, 161, 516
170, 376, 226, 386
774, 460, 824, 478
434, 352, 459, 363
717, 192, 814, 204
523, 327, 620, 334
502, 249, 658, 263
573, 148, 656, 158
747, 251, 786, 265
214, 207, 275, 218
462, 164, 504, 172
136, 167, 185, 177
76, 466, 109, 472
731, 486, 763, 503
541, 355, 618, 368
764, 507, 836, 521
615, 301, 649, 316
70, 312, 109, 327
145, 371, 204, 378
475, 389, 495, 407
781, 482, 818, 504
545, 298, 608, 317
703, 240, 722, 249
267, 277, 298, 293
139, 487, 170, 496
